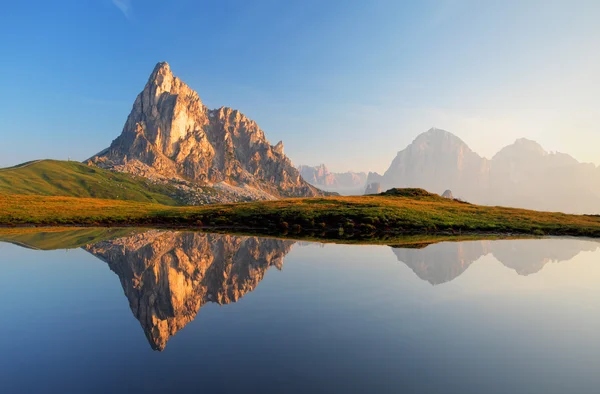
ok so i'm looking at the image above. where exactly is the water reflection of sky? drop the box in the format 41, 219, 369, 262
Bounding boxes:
0, 234, 599, 394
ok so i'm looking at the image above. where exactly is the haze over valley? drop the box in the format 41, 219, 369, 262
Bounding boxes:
359, 128, 600, 214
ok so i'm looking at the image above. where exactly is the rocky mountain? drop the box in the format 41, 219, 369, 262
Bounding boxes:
88, 62, 323, 203
85, 230, 294, 351
298, 164, 366, 192
367, 128, 600, 213
364, 182, 382, 194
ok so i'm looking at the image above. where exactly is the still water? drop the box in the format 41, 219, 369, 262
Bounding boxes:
0, 229, 599, 394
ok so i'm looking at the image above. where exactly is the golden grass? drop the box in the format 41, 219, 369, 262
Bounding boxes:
2, 190, 600, 240
0, 226, 138, 250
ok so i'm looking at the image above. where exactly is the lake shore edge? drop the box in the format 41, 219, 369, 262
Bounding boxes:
2, 189, 600, 243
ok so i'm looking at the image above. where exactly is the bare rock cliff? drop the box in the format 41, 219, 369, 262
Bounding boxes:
89, 62, 322, 199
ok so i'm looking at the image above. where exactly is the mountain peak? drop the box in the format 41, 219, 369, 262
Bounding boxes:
150, 61, 171, 77
145, 61, 180, 96
411, 128, 469, 149
297, 164, 367, 189
494, 138, 547, 159
514, 137, 542, 147
148, 62, 173, 83
424, 127, 454, 136
426, 127, 447, 134
89, 62, 323, 201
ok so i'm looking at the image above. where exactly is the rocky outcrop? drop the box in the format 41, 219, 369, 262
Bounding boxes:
367, 128, 600, 213
298, 164, 367, 191
364, 182, 382, 194
441, 190, 454, 199
85, 230, 294, 350
88, 62, 323, 201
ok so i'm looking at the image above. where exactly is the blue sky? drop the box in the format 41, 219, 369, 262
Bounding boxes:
1, 0, 598, 172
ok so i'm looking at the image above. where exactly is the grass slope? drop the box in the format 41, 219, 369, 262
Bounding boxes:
0, 160, 181, 205
1, 189, 600, 240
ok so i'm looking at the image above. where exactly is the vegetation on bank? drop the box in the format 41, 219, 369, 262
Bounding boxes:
0, 227, 137, 250
2, 189, 600, 239
0, 227, 526, 250
0, 160, 182, 205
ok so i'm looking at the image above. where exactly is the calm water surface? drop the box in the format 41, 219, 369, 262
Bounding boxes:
1, 229, 599, 394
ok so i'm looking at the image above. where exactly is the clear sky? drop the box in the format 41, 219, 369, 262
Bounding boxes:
1, 0, 598, 173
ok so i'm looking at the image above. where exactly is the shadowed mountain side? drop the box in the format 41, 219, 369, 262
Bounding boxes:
84, 231, 294, 351
393, 238, 600, 285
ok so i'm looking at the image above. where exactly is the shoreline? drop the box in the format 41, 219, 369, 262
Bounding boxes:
2, 191, 600, 243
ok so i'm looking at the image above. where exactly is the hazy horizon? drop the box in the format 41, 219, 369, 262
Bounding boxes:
1, 0, 599, 173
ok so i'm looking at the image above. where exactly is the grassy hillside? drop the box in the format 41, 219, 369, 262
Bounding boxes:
0, 160, 181, 205
1, 189, 600, 240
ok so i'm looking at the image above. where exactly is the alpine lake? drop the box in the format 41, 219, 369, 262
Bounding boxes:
1, 228, 599, 394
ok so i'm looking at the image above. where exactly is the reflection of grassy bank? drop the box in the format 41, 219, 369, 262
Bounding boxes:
2, 189, 600, 239
0, 227, 527, 251
0, 227, 138, 250
201, 229, 529, 247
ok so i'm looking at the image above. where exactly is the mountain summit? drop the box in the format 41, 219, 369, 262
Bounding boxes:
367, 128, 488, 200
297, 164, 367, 192
367, 128, 600, 213
89, 62, 322, 201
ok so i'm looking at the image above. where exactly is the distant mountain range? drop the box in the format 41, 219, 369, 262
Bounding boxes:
393, 238, 599, 285
297, 164, 366, 193
366, 128, 600, 213
88, 62, 324, 202
1, 61, 597, 213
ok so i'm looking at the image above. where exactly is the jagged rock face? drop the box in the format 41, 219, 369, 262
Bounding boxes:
85, 230, 294, 351
364, 182, 382, 194
90, 62, 322, 199
393, 238, 599, 285
367, 128, 600, 213
298, 164, 366, 190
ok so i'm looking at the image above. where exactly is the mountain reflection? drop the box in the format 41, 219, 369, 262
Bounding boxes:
84, 231, 294, 351
393, 238, 599, 285
1, 229, 598, 350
